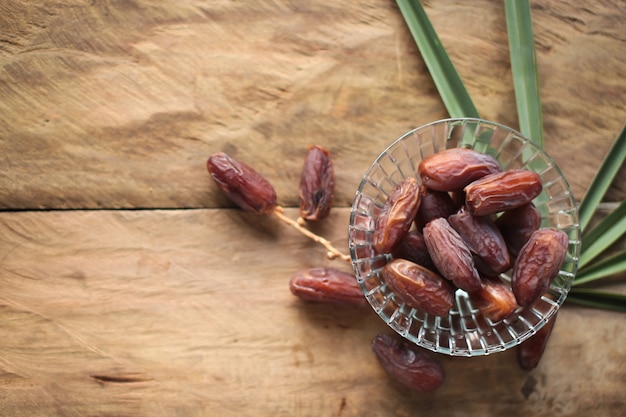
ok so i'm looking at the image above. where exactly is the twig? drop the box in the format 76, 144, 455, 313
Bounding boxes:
272, 206, 351, 262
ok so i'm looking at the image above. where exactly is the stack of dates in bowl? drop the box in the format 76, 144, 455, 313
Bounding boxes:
348, 118, 581, 357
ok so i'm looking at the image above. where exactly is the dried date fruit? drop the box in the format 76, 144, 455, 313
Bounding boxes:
414, 186, 458, 230
373, 177, 421, 253
449, 206, 511, 276
207, 152, 277, 215
372, 333, 445, 392
470, 278, 518, 322
299, 145, 335, 221
518, 313, 557, 370
423, 217, 482, 293
382, 259, 455, 316
418, 148, 501, 191
511, 228, 569, 307
289, 267, 366, 306
464, 169, 543, 216
450, 190, 466, 208
392, 230, 436, 271
495, 203, 542, 258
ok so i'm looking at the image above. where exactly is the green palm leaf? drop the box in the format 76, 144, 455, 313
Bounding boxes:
504, 0, 544, 147
578, 199, 626, 269
567, 288, 626, 313
578, 124, 626, 233
398, 1, 625, 311
575, 249, 626, 286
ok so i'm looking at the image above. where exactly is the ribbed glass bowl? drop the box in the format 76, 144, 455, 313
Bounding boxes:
348, 118, 581, 357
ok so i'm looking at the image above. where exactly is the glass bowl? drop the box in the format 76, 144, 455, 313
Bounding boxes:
348, 118, 581, 357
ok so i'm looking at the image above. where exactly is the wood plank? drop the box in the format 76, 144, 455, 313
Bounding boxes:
0, 208, 624, 416
0, 0, 624, 210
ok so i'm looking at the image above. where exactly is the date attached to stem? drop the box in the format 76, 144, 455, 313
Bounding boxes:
207, 152, 277, 215
299, 145, 335, 221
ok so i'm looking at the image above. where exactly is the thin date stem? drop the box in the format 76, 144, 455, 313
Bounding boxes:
272, 206, 351, 262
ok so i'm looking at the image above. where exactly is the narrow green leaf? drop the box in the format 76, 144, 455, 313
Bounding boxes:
578, 123, 626, 233
566, 288, 626, 312
574, 249, 626, 285
578, 199, 626, 269
504, 0, 544, 147
396, 0, 479, 118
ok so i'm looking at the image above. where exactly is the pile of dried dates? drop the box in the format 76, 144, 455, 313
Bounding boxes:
207, 145, 564, 393
377, 147, 569, 321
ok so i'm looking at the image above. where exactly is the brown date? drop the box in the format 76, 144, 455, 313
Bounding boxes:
464, 169, 543, 216
518, 313, 557, 370
373, 177, 421, 253
449, 206, 511, 276
392, 230, 436, 271
511, 228, 569, 307
382, 259, 455, 316
418, 148, 501, 191
423, 217, 482, 293
450, 190, 466, 208
372, 333, 445, 392
470, 278, 518, 322
298, 145, 335, 221
289, 267, 366, 306
207, 152, 277, 215
495, 203, 542, 258
414, 186, 458, 230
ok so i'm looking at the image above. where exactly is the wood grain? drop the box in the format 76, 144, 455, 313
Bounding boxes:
0, 208, 624, 416
0, 0, 624, 209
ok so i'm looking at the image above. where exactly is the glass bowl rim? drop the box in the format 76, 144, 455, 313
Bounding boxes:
348, 117, 581, 356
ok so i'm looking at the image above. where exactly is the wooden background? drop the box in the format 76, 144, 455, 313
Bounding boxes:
0, 1, 624, 416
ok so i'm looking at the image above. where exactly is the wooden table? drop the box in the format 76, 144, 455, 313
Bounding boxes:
1, 1, 624, 416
